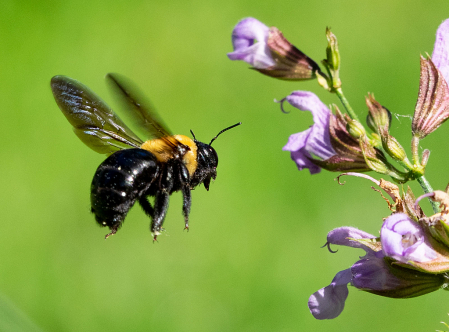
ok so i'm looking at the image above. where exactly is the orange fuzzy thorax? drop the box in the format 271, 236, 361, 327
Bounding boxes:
140, 135, 198, 177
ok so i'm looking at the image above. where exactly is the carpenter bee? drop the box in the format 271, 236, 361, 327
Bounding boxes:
51, 74, 240, 240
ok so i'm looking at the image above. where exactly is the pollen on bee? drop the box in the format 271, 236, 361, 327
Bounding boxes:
121, 191, 126, 197
102, 221, 107, 225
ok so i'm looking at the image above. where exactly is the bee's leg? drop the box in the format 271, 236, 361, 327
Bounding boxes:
177, 163, 191, 231
139, 196, 154, 219
181, 186, 191, 231
151, 191, 170, 241
159, 164, 174, 193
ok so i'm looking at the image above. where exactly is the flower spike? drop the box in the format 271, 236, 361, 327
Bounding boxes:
227, 15, 449, 320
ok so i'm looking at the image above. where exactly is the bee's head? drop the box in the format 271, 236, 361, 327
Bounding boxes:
189, 122, 241, 191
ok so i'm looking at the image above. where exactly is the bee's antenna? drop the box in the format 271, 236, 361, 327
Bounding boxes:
190, 129, 197, 141
209, 122, 241, 146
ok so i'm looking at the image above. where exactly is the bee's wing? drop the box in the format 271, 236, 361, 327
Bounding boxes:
105, 73, 183, 152
51, 75, 144, 154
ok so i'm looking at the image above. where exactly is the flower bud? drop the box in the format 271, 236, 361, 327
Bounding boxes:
365, 94, 391, 134
325, 27, 340, 72
381, 134, 407, 162
346, 119, 366, 138
359, 137, 395, 177
316, 71, 330, 90
322, 27, 341, 89
421, 149, 430, 167
412, 56, 449, 139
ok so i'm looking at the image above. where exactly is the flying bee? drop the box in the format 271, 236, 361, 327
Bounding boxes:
51, 73, 240, 240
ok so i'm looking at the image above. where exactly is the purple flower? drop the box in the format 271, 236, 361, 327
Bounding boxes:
281, 91, 336, 174
227, 18, 275, 69
325, 226, 376, 248
381, 213, 437, 264
432, 19, 449, 84
309, 225, 445, 319
308, 269, 351, 320
309, 227, 376, 319
228, 18, 321, 80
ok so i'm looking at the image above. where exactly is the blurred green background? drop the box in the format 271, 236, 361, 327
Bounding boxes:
1, 0, 449, 331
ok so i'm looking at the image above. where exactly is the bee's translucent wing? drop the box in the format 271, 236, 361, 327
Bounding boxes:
105, 73, 183, 153
51, 75, 144, 154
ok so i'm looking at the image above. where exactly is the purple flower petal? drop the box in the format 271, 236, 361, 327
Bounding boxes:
381, 213, 437, 263
308, 269, 351, 320
351, 250, 391, 290
284, 129, 322, 174
227, 18, 275, 69
282, 91, 336, 174
432, 19, 449, 84
327, 226, 376, 250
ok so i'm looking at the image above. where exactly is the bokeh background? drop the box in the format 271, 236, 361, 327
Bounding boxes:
1, 0, 449, 331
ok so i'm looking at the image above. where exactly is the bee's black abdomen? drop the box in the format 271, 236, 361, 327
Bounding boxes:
91, 149, 159, 231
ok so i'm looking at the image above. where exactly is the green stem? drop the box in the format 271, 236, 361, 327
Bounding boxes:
395, 157, 414, 173
335, 88, 359, 122
417, 175, 439, 213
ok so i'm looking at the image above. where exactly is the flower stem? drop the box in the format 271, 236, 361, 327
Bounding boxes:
417, 175, 439, 213
335, 88, 359, 122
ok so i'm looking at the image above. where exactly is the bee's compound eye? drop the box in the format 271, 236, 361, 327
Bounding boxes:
210, 146, 218, 167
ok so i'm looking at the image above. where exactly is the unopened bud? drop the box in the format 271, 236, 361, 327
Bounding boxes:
369, 133, 382, 149
359, 137, 406, 181
366, 94, 391, 133
359, 138, 390, 175
316, 71, 330, 90
346, 119, 366, 138
325, 27, 340, 72
382, 134, 407, 162
322, 27, 341, 89
421, 149, 430, 167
